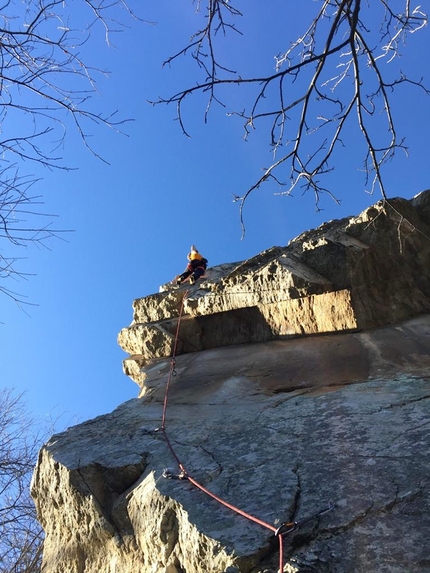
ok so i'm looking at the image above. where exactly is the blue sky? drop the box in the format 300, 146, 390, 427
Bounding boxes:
2, 1, 429, 430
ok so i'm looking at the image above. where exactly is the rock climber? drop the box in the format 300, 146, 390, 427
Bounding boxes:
176, 245, 208, 285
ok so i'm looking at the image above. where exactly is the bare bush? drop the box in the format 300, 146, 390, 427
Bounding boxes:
0, 388, 43, 573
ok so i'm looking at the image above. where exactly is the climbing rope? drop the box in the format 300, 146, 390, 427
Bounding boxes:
160, 291, 187, 432
157, 289, 334, 573
153, 195, 428, 569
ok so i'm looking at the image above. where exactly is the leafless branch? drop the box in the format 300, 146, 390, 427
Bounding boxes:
150, 0, 429, 236
0, 388, 44, 572
0, 0, 140, 303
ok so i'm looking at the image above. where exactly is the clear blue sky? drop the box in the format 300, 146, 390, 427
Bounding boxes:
2, 1, 429, 430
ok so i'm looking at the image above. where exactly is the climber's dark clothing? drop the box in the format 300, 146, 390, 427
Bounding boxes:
177, 257, 208, 285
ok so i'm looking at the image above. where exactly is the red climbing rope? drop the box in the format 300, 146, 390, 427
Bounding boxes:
159, 289, 286, 572
160, 290, 188, 431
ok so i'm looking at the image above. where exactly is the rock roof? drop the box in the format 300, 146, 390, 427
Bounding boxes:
119, 191, 430, 390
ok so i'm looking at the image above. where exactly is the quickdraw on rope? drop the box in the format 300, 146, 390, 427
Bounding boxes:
274, 502, 335, 536
158, 289, 334, 573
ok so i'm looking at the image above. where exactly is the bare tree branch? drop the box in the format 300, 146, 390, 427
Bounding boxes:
0, 388, 44, 572
0, 0, 141, 305
150, 0, 429, 237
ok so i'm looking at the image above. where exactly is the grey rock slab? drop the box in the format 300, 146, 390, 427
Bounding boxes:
33, 333, 430, 571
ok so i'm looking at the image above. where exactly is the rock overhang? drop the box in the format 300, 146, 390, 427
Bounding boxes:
119, 191, 430, 391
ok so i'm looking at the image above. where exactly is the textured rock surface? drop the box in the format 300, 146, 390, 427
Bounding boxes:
33, 316, 430, 573
118, 192, 430, 390
32, 191, 430, 573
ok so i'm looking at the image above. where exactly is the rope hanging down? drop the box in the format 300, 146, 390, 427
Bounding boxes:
157, 289, 333, 573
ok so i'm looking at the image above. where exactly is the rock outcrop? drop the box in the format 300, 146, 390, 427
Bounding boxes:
32, 191, 430, 573
118, 193, 430, 390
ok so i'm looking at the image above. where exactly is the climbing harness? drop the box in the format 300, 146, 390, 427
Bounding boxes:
157, 289, 334, 573
275, 502, 335, 536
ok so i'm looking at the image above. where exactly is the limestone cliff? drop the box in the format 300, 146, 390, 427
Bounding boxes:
32, 192, 430, 573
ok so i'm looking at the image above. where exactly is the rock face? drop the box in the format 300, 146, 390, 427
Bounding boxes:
118, 193, 430, 390
32, 192, 430, 573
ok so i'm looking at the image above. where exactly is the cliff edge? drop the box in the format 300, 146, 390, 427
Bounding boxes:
32, 192, 430, 573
